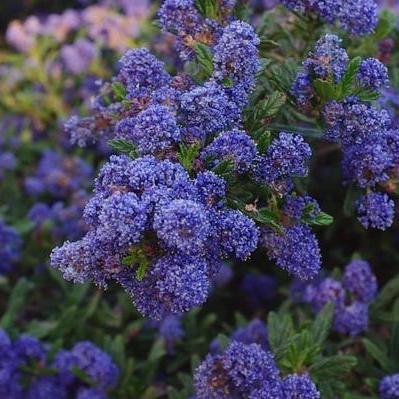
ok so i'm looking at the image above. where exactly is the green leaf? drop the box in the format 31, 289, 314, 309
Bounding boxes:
212, 159, 235, 178
0, 278, 33, 329
71, 367, 95, 386
339, 57, 361, 98
253, 207, 279, 225
111, 82, 127, 101
310, 211, 334, 226
372, 274, 399, 312
362, 338, 392, 372
260, 92, 287, 118
313, 79, 337, 102
50, 305, 79, 338
195, 0, 219, 19
310, 355, 357, 381
310, 303, 334, 346
267, 312, 295, 357
148, 338, 167, 363
108, 334, 126, 369
259, 37, 280, 51
389, 300, 399, 360
256, 130, 272, 154
122, 248, 150, 281
177, 143, 201, 175
373, 9, 397, 40
354, 88, 380, 102
108, 139, 139, 158
193, 43, 214, 79
220, 77, 234, 88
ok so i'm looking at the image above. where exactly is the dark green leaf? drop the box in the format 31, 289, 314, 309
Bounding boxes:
267, 312, 295, 356
71, 367, 95, 386
343, 186, 363, 217
111, 82, 127, 101
0, 278, 33, 329
372, 274, 399, 312
177, 143, 201, 175
260, 92, 287, 118
362, 338, 392, 372
193, 43, 214, 80
310, 211, 334, 226
310, 355, 357, 381
373, 9, 397, 40
313, 79, 338, 102
355, 88, 380, 102
310, 302, 334, 346
108, 139, 139, 158
195, 0, 219, 19
339, 57, 361, 98
212, 159, 235, 178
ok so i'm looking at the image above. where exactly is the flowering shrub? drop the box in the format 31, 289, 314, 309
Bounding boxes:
1, 0, 399, 398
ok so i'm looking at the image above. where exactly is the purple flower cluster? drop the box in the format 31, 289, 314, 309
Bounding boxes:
303, 259, 377, 336
240, 273, 278, 308
0, 330, 119, 399
294, 34, 398, 230
292, 34, 348, 108
356, 192, 395, 231
25, 150, 93, 199
254, 132, 312, 189
281, 0, 378, 35
380, 374, 399, 399
53, 0, 329, 318
194, 341, 320, 398
51, 2, 269, 319
151, 314, 184, 353
51, 155, 259, 319
357, 58, 389, 90
69, 2, 260, 149
255, 133, 321, 281
262, 224, 321, 280
282, 374, 321, 399
29, 190, 89, 241
0, 220, 21, 274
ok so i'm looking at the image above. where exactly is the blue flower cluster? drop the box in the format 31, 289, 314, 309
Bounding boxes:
69, 1, 260, 150
240, 273, 278, 308
29, 190, 89, 241
301, 259, 378, 336
293, 34, 397, 230
380, 374, 399, 399
51, 1, 269, 319
51, 155, 259, 319
281, 0, 378, 35
0, 329, 119, 399
25, 150, 93, 199
0, 220, 21, 274
256, 138, 321, 281
52, 0, 329, 319
194, 340, 320, 398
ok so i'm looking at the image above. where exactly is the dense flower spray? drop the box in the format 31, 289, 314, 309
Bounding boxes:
281, 0, 378, 35
0, 329, 119, 398
293, 34, 398, 230
51, 0, 333, 319
298, 259, 378, 336
194, 340, 320, 398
